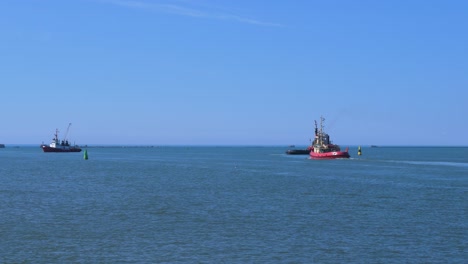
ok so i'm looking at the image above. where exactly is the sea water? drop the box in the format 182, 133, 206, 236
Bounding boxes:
1, 146, 467, 263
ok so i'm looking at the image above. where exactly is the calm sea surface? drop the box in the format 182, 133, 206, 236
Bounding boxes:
1, 146, 467, 263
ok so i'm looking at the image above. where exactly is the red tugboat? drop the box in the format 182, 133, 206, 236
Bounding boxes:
310, 116, 350, 159
40, 123, 82, 153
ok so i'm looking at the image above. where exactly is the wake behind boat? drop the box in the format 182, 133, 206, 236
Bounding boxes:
310, 116, 349, 159
40, 123, 81, 153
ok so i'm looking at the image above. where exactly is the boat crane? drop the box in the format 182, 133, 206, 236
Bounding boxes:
63, 123, 72, 142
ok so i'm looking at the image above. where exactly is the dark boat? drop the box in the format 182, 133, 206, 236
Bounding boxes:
40, 124, 81, 153
310, 116, 350, 159
286, 147, 312, 155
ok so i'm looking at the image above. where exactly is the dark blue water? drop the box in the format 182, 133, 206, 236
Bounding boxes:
1, 146, 467, 263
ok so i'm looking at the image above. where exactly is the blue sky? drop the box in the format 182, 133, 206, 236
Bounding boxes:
1, 0, 467, 145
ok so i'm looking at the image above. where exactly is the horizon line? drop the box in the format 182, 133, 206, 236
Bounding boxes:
3, 144, 468, 148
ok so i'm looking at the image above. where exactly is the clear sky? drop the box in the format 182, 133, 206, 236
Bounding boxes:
1, 0, 467, 146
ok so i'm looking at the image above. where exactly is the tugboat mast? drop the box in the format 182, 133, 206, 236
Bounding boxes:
54, 129, 59, 142
317, 116, 326, 146
320, 116, 325, 136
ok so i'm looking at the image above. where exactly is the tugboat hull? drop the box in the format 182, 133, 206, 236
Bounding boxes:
310, 151, 350, 159
41, 145, 81, 152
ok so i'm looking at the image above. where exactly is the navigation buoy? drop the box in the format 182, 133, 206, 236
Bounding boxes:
358, 146, 362, 156
84, 149, 88, 160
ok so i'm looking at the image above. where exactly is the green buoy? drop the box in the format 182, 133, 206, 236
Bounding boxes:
84, 149, 88, 160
